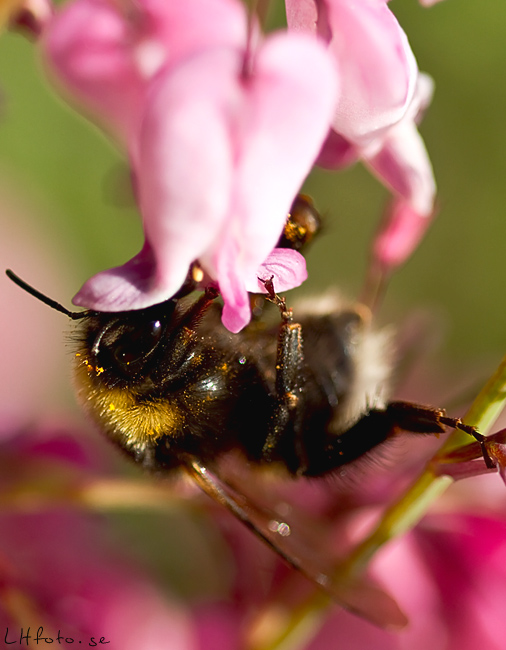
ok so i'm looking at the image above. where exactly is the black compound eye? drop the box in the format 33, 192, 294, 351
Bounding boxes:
89, 314, 166, 380
87, 299, 177, 384
111, 318, 164, 375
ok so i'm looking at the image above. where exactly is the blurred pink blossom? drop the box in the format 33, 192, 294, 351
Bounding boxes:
3, 419, 506, 649
0, 422, 196, 648
43, 0, 337, 331
372, 200, 437, 272
0, 511, 194, 649
185, 462, 506, 649
0, 186, 72, 433
307, 512, 506, 650
286, 0, 436, 272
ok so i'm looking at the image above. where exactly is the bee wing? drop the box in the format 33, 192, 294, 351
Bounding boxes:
185, 458, 407, 630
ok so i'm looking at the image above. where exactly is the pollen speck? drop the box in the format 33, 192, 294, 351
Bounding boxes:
109, 403, 116, 411
192, 265, 204, 283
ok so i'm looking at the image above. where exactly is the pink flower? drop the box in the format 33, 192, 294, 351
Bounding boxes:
286, 0, 436, 272
179, 461, 506, 649
0, 510, 192, 647
366, 73, 436, 270
43, 0, 337, 331
43, 0, 248, 158
0, 421, 197, 648
286, 0, 417, 147
372, 200, 436, 274
3, 419, 506, 649
305, 512, 506, 650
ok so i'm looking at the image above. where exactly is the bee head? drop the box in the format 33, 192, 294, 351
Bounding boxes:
5, 268, 178, 388
76, 301, 177, 387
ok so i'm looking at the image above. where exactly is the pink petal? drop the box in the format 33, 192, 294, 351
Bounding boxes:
365, 119, 436, 215
43, 0, 248, 150
64, 14, 335, 329
286, 0, 418, 147
233, 32, 337, 268
479, 429, 506, 487
413, 514, 506, 650
372, 200, 436, 270
144, 0, 248, 66
137, 49, 236, 297
245, 248, 308, 294
219, 245, 252, 333
219, 250, 308, 333
43, 0, 148, 145
204, 33, 336, 330
361, 72, 436, 215
72, 241, 184, 310
143, 35, 334, 329
315, 129, 358, 170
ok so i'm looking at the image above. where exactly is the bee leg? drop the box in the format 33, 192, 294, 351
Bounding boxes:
258, 275, 293, 320
180, 286, 219, 327
166, 287, 219, 368
384, 400, 489, 453
256, 277, 309, 472
381, 401, 468, 434
384, 401, 495, 468
302, 401, 488, 478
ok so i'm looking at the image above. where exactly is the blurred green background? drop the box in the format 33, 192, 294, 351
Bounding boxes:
1, 0, 506, 407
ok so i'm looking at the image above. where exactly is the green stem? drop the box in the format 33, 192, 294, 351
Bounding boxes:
250, 353, 506, 650
340, 354, 506, 578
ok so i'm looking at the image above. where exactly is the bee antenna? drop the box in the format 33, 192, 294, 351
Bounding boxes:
6, 269, 92, 320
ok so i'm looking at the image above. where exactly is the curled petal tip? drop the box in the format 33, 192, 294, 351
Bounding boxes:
246, 249, 308, 294
372, 201, 436, 271
221, 299, 251, 334
72, 245, 186, 312
219, 250, 307, 333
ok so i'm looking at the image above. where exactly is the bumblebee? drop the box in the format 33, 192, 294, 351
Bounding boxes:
5, 197, 483, 621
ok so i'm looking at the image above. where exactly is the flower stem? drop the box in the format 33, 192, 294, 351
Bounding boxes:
251, 352, 506, 650
339, 353, 506, 579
